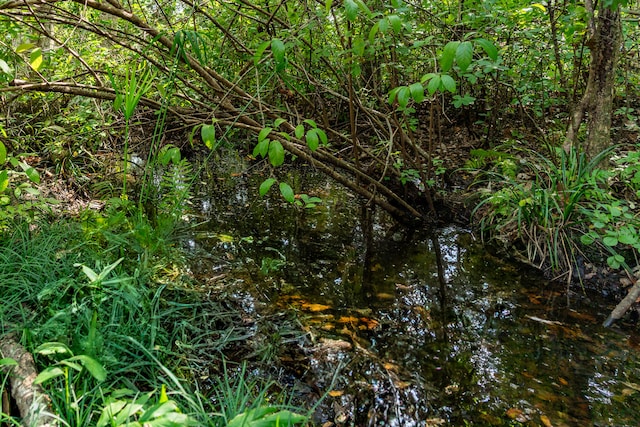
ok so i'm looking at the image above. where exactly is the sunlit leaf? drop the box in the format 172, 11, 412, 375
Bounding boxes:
273, 118, 286, 128
68, 355, 107, 381
201, 124, 216, 150
15, 43, 35, 53
0, 141, 6, 164
455, 41, 473, 73
268, 140, 285, 166
440, 41, 459, 72
303, 119, 318, 128
295, 124, 305, 139
29, 48, 43, 71
316, 129, 328, 145
0, 59, 11, 75
531, 3, 547, 12
279, 182, 294, 202
34, 367, 65, 384
301, 303, 331, 312
0, 358, 17, 367
259, 178, 276, 196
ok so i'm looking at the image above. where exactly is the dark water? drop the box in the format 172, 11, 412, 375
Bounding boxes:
189, 164, 640, 426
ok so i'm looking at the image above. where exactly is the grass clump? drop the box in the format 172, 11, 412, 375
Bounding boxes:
0, 217, 308, 427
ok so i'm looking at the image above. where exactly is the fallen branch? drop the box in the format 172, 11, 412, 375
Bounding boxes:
602, 282, 640, 327
0, 335, 56, 427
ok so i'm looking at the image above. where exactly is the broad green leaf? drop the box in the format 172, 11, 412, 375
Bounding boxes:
34, 367, 66, 384
273, 118, 286, 128
259, 178, 276, 196
316, 129, 328, 145
0, 171, 7, 193
253, 138, 269, 158
15, 43, 35, 53
355, 0, 372, 17
325, 0, 333, 14
344, 0, 358, 21
387, 87, 401, 104
253, 41, 270, 65
201, 124, 216, 150
427, 75, 441, 95
378, 16, 389, 33
0, 59, 10, 74
440, 41, 459, 72
268, 140, 285, 166
60, 360, 84, 372
475, 38, 498, 61
0, 140, 6, 164
279, 182, 295, 203
455, 41, 473, 73
271, 39, 285, 71
440, 74, 456, 93
29, 48, 43, 71
306, 129, 319, 151
97, 400, 128, 427
351, 63, 361, 77
258, 127, 272, 142
80, 264, 99, 282
303, 119, 318, 128
0, 358, 17, 366
580, 234, 595, 245
420, 73, 436, 84
388, 15, 402, 33
35, 342, 72, 356
603, 236, 618, 247
396, 86, 410, 108
368, 22, 380, 43
295, 124, 305, 139
409, 82, 425, 103
24, 166, 39, 183
68, 355, 107, 381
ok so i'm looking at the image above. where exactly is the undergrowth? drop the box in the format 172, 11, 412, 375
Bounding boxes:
0, 219, 308, 426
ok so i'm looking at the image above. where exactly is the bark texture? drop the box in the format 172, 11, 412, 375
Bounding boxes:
564, 4, 622, 159
0, 335, 56, 427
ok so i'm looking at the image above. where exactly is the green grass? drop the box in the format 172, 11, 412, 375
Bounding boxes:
0, 218, 309, 427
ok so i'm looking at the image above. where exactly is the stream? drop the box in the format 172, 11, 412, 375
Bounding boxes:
188, 163, 640, 426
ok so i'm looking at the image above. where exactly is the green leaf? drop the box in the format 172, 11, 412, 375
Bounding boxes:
253, 138, 269, 158
279, 182, 295, 203
455, 41, 473, 73
475, 38, 498, 61
396, 86, 410, 109
259, 178, 276, 196
440, 74, 456, 93
271, 39, 285, 71
409, 82, 425, 103
344, 0, 358, 21
388, 15, 402, 33
15, 43, 35, 53
201, 124, 216, 150
268, 140, 285, 166
34, 367, 66, 384
0, 141, 6, 165
316, 129, 328, 145
68, 355, 107, 381
378, 16, 389, 33
352, 36, 365, 57
387, 87, 401, 104
295, 124, 305, 139
35, 342, 72, 356
0, 358, 17, 367
258, 127, 272, 142
24, 166, 40, 184
29, 48, 43, 71
427, 75, 441, 95
368, 22, 380, 43
254, 41, 270, 65
440, 41, 459, 72
603, 236, 618, 247
0, 171, 7, 193
306, 130, 319, 151
303, 119, 318, 128
0, 59, 11, 75
273, 118, 286, 128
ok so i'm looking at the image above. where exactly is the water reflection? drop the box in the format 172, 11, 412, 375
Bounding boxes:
191, 172, 640, 426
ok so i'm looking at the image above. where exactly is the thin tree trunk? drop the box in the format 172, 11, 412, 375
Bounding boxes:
564, 3, 622, 159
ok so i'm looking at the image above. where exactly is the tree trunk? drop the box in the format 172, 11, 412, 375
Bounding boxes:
564, 3, 622, 159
